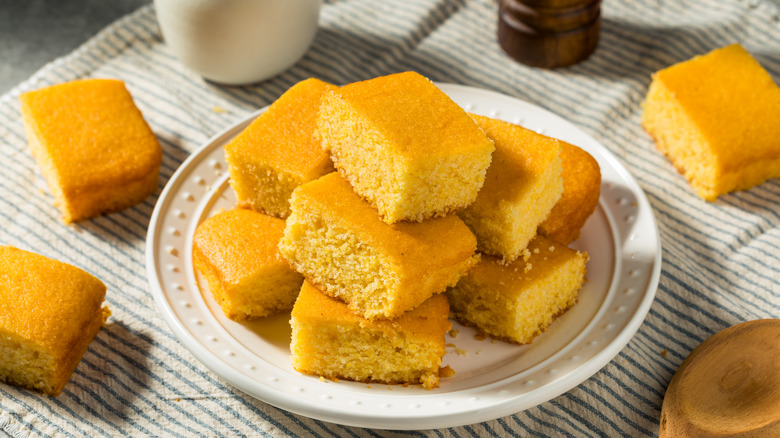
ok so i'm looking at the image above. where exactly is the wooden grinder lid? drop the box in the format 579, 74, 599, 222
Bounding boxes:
660, 319, 780, 437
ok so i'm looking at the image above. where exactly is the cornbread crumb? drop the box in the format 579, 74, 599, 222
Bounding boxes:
641, 44, 780, 200
279, 172, 478, 320
460, 115, 563, 262
448, 328, 460, 338
0, 246, 109, 396
291, 282, 451, 389
212, 106, 228, 113
19, 79, 162, 223
447, 235, 587, 344
318, 72, 495, 223
225, 78, 335, 218
193, 209, 303, 321
440, 366, 455, 378
661, 349, 668, 358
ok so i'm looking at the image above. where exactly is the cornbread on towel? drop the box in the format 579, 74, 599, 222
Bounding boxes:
0, 246, 110, 396
19, 79, 162, 223
317, 71, 495, 223
459, 115, 563, 263
279, 172, 479, 320
446, 235, 587, 344
224, 78, 336, 218
538, 141, 601, 245
193, 208, 303, 321
642, 44, 780, 201
291, 281, 451, 389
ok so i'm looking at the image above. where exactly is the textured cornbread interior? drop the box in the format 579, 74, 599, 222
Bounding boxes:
641, 44, 780, 201
317, 71, 495, 223
459, 114, 563, 262
227, 163, 308, 219
279, 172, 479, 320
225, 78, 335, 218
538, 141, 601, 245
447, 235, 587, 344
291, 282, 451, 389
19, 78, 162, 223
193, 209, 303, 321
0, 246, 109, 396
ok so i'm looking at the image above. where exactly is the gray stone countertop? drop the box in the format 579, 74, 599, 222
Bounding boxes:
0, 0, 151, 95
2, 0, 780, 96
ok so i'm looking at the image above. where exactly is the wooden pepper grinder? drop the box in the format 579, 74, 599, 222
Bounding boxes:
498, 0, 601, 68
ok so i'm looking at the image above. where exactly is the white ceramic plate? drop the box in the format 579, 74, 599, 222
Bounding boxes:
146, 84, 661, 430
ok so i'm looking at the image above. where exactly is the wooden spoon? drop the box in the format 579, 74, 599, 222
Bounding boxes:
660, 319, 780, 437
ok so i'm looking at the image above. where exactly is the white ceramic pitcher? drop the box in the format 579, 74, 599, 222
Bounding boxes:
154, 0, 321, 85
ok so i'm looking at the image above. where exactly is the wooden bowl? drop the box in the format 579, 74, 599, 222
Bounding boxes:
660, 319, 780, 437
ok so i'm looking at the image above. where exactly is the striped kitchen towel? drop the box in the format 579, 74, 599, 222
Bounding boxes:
1, 0, 779, 436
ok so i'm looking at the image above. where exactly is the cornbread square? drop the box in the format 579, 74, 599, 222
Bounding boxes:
538, 141, 601, 245
317, 71, 495, 223
459, 115, 563, 263
446, 235, 587, 344
279, 172, 479, 320
0, 246, 109, 396
193, 208, 303, 321
19, 79, 162, 223
291, 281, 451, 389
224, 78, 336, 218
642, 44, 780, 201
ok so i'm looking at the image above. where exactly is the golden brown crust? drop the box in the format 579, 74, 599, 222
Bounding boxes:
538, 141, 601, 245
51, 305, 110, 396
641, 44, 780, 201
192, 208, 302, 321
0, 246, 108, 396
19, 79, 161, 223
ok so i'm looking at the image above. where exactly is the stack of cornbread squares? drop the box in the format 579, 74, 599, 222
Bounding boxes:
193, 71, 600, 389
